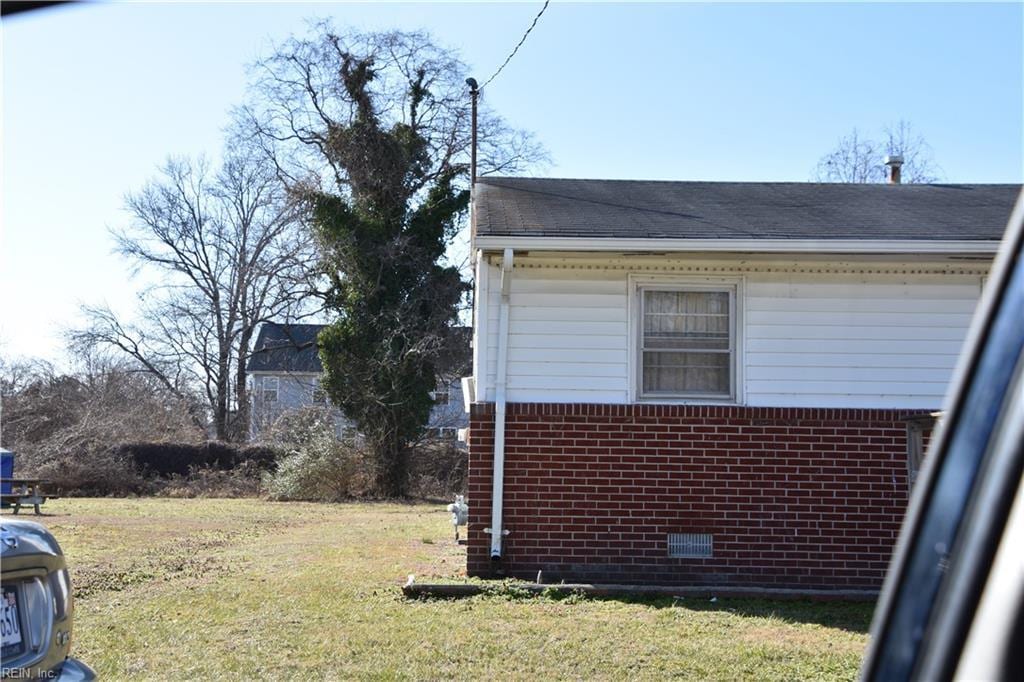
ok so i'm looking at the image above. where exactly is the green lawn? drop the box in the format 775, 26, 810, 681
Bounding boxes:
19, 498, 874, 680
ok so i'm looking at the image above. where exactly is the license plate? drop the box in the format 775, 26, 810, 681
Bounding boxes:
1, 588, 23, 658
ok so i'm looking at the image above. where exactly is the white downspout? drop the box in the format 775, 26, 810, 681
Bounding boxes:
490, 247, 513, 560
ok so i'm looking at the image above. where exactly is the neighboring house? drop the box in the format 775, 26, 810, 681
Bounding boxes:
247, 324, 345, 439
247, 323, 470, 441
466, 175, 1020, 591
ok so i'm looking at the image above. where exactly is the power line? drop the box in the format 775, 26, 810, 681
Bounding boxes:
480, 0, 550, 91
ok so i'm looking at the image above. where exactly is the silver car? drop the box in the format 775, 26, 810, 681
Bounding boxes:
1, 520, 94, 681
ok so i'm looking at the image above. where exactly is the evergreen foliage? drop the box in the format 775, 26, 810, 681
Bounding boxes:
311, 54, 469, 496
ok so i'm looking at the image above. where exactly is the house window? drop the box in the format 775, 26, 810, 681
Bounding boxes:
311, 378, 328, 404
431, 390, 450, 405
638, 286, 736, 399
262, 376, 279, 403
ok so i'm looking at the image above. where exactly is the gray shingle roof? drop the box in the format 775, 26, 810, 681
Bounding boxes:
246, 323, 473, 375
474, 178, 1020, 241
247, 323, 324, 374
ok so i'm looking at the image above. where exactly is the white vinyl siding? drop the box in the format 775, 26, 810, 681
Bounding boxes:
743, 275, 979, 408
250, 372, 466, 440
483, 265, 629, 404
477, 257, 984, 409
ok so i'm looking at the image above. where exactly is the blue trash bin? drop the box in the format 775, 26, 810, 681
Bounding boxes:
1, 448, 14, 504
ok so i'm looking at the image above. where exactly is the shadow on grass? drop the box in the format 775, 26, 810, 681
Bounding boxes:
596, 594, 876, 634
0, 510, 63, 518
408, 584, 876, 635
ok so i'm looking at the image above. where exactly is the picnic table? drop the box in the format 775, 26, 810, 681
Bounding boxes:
0, 478, 51, 515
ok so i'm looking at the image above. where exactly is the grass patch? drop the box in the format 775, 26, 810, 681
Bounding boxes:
19, 498, 874, 680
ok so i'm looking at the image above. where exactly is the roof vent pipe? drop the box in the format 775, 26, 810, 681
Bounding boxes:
885, 155, 904, 185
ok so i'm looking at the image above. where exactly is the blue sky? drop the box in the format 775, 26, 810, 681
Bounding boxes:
2, 1, 1022, 364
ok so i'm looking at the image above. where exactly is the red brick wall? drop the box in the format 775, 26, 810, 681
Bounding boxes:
468, 403, 920, 590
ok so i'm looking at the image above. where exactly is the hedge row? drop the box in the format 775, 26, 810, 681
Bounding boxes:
110, 441, 279, 478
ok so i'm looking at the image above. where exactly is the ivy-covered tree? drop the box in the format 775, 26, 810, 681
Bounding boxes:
242, 26, 542, 495
311, 67, 468, 494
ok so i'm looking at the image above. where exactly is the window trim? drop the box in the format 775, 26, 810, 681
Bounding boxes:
311, 378, 328, 404
628, 274, 744, 404
262, 376, 280, 403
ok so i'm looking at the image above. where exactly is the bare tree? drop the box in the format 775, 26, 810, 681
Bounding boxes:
814, 120, 941, 183
232, 25, 544, 494
0, 351, 203, 494
72, 152, 313, 441
70, 303, 212, 432
235, 23, 546, 195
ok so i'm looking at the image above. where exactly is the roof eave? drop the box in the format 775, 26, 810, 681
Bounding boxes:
474, 236, 1001, 255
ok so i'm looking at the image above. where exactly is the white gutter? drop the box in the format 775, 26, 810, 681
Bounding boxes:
489, 247, 513, 560
474, 236, 1000, 255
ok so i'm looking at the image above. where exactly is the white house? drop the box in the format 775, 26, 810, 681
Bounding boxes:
247, 323, 470, 441
465, 175, 1020, 589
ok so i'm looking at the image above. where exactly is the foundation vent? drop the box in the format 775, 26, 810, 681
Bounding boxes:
667, 533, 713, 558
